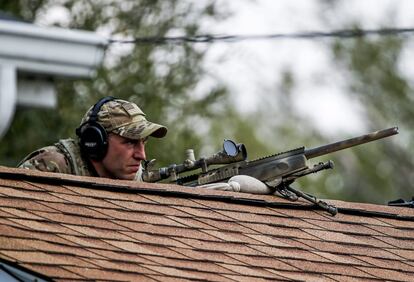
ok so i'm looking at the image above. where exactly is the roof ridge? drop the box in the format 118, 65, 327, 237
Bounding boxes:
1, 166, 413, 220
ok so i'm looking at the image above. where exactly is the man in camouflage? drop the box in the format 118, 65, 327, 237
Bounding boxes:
18, 97, 167, 180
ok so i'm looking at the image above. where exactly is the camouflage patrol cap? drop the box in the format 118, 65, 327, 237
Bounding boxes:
81, 99, 167, 140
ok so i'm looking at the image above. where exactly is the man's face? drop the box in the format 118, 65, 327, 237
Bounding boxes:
97, 134, 147, 180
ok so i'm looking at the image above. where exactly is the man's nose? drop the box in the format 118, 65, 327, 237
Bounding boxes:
133, 140, 146, 160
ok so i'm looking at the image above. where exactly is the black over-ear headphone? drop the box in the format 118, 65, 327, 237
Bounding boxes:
76, 96, 115, 160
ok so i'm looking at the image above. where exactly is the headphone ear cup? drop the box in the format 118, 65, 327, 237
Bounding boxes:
78, 122, 108, 160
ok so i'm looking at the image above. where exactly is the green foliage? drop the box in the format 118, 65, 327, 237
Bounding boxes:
330, 35, 413, 203
0, 0, 235, 167
0, 0, 46, 21
228, 40, 413, 205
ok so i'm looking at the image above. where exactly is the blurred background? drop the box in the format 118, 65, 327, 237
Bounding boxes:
0, 0, 412, 205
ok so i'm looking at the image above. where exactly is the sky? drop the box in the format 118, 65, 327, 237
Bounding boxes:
202, 0, 414, 135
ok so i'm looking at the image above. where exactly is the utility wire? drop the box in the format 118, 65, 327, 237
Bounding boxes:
108, 27, 414, 45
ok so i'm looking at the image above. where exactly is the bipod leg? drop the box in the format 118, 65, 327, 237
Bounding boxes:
284, 185, 338, 216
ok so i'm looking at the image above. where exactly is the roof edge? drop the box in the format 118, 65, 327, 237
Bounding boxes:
0, 257, 52, 282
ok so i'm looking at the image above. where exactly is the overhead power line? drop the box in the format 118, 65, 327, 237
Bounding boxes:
108, 27, 414, 45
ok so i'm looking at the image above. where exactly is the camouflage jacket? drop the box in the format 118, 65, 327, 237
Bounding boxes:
18, 139, 96, 177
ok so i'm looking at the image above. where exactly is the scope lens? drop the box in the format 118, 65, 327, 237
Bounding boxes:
223, 139, 238, 156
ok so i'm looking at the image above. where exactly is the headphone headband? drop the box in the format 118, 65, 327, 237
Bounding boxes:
88, 96, 115, 123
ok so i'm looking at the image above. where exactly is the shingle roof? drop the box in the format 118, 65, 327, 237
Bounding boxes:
0, 166, 413, 281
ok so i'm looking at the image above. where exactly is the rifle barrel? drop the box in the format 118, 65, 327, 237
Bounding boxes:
304, 127, 398, 159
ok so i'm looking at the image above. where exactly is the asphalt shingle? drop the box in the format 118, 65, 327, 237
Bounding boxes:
0, 166, 413, 281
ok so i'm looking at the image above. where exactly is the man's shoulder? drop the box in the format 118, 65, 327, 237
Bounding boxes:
18, 142, 74, 174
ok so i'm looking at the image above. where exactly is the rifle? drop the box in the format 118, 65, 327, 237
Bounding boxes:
143, 127, 398, 215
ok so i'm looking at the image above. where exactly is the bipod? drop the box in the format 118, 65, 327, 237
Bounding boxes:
276, 183, 338, 216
